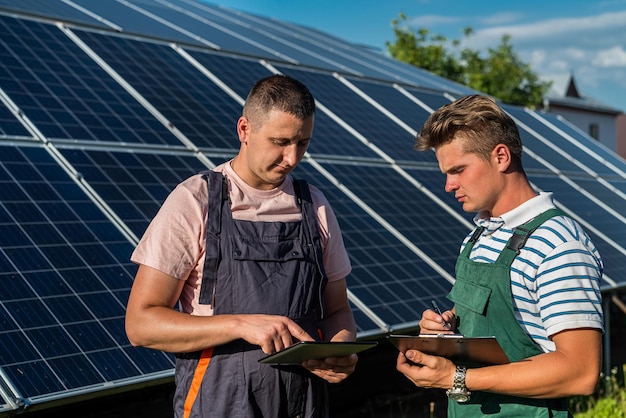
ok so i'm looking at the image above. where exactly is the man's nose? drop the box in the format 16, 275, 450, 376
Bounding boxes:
283, 144, 298, 166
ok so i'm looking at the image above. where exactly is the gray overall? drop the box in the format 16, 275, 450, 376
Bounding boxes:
174, 171, 329, 418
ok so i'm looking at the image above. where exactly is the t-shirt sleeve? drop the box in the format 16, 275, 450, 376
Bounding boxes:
310, 186, 352, 282
130, 175, 206, 280
537, 239, 604, 337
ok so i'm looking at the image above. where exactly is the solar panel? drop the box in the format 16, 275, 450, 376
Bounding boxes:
506, 105, 601, 175
528, 173, 626, 286
0, 142, 174, 405
0, 0, 624, 413
0, 103, 31, 137
277, 65, 434, 163
57, 146, 211, 237
535, 111, 626, 176
293, 161, 454, 332
0, 14, 181, 146
0, 0, 106, 27
74, 28, 249, 151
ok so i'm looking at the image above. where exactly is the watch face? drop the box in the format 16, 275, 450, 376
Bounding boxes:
449, 392, 470, 403
446, 389, 470, 403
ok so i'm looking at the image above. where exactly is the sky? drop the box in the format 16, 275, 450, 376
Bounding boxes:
212, 0, 626, 112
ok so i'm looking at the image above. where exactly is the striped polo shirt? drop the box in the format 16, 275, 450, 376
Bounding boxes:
461, 192, 604, 353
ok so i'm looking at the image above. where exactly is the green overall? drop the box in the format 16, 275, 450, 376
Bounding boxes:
447, 208, 571, 417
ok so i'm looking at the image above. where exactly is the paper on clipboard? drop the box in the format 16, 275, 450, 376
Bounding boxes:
388, 334, 510, 365
258, 341, 378, 364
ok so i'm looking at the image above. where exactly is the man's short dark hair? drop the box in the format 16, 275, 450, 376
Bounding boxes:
243, 74, 315, 130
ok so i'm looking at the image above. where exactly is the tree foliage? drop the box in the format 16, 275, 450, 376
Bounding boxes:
386, 13, 552, 108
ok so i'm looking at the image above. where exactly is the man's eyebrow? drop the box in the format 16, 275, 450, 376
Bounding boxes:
441, 163, 464, 174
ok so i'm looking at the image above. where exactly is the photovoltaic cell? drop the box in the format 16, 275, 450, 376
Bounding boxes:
186, 51, 383, 159
528, 173, 626, 285
0, 143, 174, 403
277, 66, 430, 163
293, 162, 453, 331
132, 0, 293, 59
0, 103, 31, 137
316, 162, 470, 275
0, 0, 106, 27
403, 87, 456, 112
229, 5, 477, 95
75, 29, 243, 151
505, 104, 595, 175
537, 111, 626, 176
349, 303, 384, 335
189, 0, 442, 86
0, 15, 181, 146
404, 167, 476, 224
58, 147, 210, 237
608, 178, 626, 195
344, 77, 435, 135
72, 0, 208, 48
168, 0, 364, 73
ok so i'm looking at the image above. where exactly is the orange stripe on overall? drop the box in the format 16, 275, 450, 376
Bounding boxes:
183, 347, 215, 418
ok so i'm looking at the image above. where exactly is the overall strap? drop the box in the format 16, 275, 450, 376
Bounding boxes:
293, 178, 328, 319
460, 226, 485, 257
497, 208, 568, 265
199, 170, 229, 305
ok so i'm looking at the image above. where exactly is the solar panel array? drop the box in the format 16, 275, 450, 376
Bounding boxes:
0, 0, 624, 412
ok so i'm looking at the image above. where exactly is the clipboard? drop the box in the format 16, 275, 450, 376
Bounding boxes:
258, 341, 378, 364
388, 334, 510, 365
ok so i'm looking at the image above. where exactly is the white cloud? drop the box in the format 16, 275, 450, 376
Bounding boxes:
467, 11, 626, 49
595, 46, 626, 67
404, 7, 626, 109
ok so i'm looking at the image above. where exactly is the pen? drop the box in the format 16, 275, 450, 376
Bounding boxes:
431, 300, 451, 330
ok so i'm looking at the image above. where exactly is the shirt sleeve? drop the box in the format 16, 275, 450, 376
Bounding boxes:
535, 224, 604, 337
130, 175, 206, 281
310, 185, 352, 282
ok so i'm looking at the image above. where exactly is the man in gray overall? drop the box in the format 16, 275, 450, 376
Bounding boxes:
397, 95, 603, 417
126, 74, 357, 417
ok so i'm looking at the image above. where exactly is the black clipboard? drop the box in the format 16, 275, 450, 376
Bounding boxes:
258, 341, 378, 364
388, 334, 510, 365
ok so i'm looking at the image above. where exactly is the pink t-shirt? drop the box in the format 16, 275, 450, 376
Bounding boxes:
131, 161, 352, 316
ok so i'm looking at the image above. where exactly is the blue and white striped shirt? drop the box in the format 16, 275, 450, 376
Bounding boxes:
461, 192, 604, 353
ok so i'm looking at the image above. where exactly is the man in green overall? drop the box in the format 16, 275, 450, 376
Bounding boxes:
397, 95, 604, 417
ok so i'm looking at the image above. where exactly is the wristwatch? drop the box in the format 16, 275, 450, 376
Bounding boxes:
446, 365, 471, 402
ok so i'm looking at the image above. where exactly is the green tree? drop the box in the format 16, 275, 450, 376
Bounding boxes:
386, 13, 552, 108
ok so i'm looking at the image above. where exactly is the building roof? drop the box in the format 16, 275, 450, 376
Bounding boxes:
545, 74, 623, 115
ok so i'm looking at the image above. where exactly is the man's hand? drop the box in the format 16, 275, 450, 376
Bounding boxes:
302, 354, 358, 383
420, 308, 456, 334
236, 314, 314, 354
396, 349, 456, 390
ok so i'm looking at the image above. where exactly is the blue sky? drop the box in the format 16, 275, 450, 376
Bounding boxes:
212, 0, 626, 112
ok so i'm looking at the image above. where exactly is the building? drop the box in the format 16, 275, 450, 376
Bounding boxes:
543, 75, 625, 159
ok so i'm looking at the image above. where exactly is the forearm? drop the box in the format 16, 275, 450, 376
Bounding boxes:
319, 278, 356, 342
319, 307, 356, 342
467, 332, 601, 398
126, 308, 246, 353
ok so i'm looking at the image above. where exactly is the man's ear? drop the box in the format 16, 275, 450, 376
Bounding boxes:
237, 116, 250, 144
493, 144, 512, 171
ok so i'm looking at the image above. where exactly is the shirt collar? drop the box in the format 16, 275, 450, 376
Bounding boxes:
473, 192, 556, 232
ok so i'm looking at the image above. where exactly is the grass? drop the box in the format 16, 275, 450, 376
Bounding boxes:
571, 365, 626, 417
